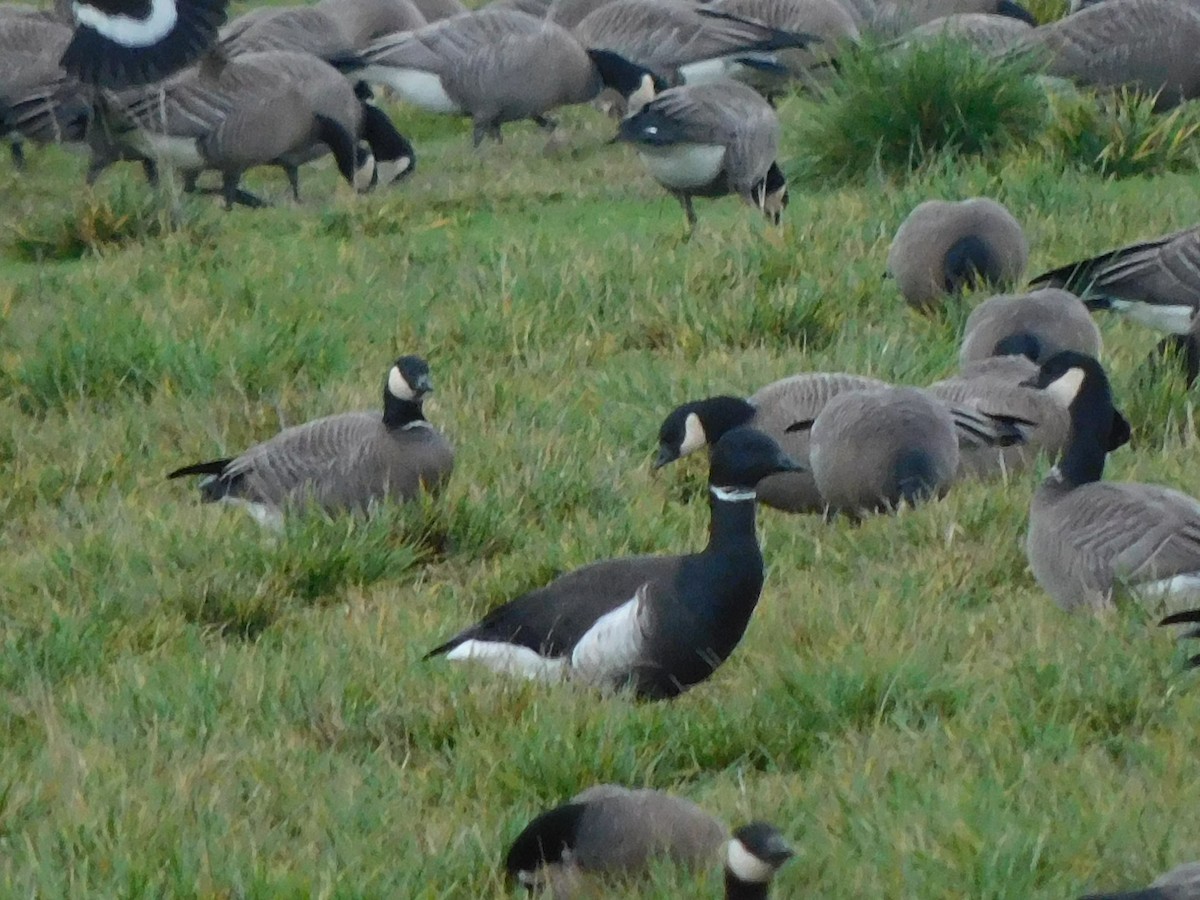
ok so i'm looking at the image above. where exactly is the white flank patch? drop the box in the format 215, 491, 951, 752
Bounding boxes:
1137, 573, 1200, 603
218, 496, 284, 531
711, 485, 756, 502
1043, 367, 1086, 407
1110, 300, 1195, 336
679, 412, 707, 456
388, 365, 415, 400
570, 585, 650, 686
361, 67, 461, 114
678, 56, 737, 85
376, 155, 412, 186
726, 839, 776, 884
141, 133, 205, 169
73, 0, 178, 48
638, 143, 726, 191
444, 640, 568, 681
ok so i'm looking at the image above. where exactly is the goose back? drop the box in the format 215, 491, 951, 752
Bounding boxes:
959, 288, 1102, 366
317, 0, 427, 45
902, 11, 1033, 53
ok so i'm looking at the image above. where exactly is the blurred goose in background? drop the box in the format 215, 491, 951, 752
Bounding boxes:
899, 11, 1033, 53
219, 4, 357, 61
655, 373, 887, 513
957, 288, 1102, 367
349, 8, 665, 145
1159, 611, 1200, 669
317, 0, 426, 46
0, 14, 80, 167
169, 356, 452, 526
506, 785, 794, 898
887, 197, 1029, 312
410, 0, 466, 20
1012, 0, 1200, 109
616, 80, 785, 231
1081, 861, 1200, 899
490, 0, 554, 16
869, 0, 1035, 35
1018, 352, 1200, 614
425, 428, 800, 700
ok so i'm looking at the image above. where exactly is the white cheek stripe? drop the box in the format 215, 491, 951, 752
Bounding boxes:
726, 839, 776, 884
711, 486, 757, 502
73, 0, 179, 48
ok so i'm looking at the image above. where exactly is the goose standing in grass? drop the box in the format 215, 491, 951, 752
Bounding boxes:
506, 785, 794, 898
1081, 862, 1200, 900
425, 427, 799, 699
957, 288, 1102, 366
348, 8, 665, 146
168, 356, 452, 526
615, 80, 786, 232
1018, 352, 1200, 614
887, 197, 1029, 312
655, 373, 887, 513
1031, 224, 1200, 381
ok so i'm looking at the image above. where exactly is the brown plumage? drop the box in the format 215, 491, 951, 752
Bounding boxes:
220, 5, 356, 60
1014, 0, 1200, 109
958, 288, 1102, 366
317, 0, 427, 45
870, 0, 1035, 35
887, 197, 1029, 312
901, 11, 1033, 53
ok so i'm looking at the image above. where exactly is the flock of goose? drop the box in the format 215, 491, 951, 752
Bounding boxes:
7, 0, 1200, 893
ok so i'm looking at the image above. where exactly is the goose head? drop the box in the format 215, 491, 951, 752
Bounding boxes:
750, 162, 788, 226
1021, 351, 1130, 452
708, 427, 803, 490
725, 822, 795, 888
655, 396, 756, 468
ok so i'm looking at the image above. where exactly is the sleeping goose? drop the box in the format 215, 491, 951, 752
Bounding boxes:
168, 355, 453, 526
615, 80, 786, 231
1019, 352, 1200, 615
424, 427, 799, 700
887, 197, 1029, 312
1081, 862, 1200, 900
957, 288, 1102, 367
506, 785, 794, 899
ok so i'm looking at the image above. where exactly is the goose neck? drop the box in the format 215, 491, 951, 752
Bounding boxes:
383, 396, 426, 429
1058, 384, 1113, 486
707, 486, 759, 549
724, 871, 771, 900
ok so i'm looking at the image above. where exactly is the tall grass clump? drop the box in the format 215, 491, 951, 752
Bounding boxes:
1042, 87, 1200, 178
794, 39, 1046, 181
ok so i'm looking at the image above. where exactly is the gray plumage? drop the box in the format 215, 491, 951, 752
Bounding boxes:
490, 0, 554, 17
887, 197, 1029, 312
1013, 0, 1200, 109
168, 356, 453, 522
616, 80, 784, 229
901, 11, 1033, 53
1082, 862, 1200, 900
958, 288, 1102, 366
809, 385, 961, 516
547, 0, 615, 28
409, 0, 467, 21
219, 5, 356, 60
0, 13, 79, 162
317, 0, 426, 45
870, 0, 1035, 36
708, 0, 859, 72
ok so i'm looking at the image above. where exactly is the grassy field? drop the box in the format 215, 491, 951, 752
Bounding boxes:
3, 35, 1200, 898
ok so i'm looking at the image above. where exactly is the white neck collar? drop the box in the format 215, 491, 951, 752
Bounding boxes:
710, 486, 756, 502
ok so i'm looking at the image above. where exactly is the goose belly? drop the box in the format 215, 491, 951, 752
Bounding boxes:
1136, 573, 1200, 605
139, 133, 205, 169
637, 143, 726, 191
1109, 299, 1196, 335
361, 67, 462, 114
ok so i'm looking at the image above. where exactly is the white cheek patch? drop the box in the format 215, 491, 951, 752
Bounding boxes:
444, 640, 568, 681
388, 365, 415, 400
625, 75, 656, 118
726, 839, 776, 884
679, 412, 707, 456
1044, 367, 1086, 407
73, 0, 178, 48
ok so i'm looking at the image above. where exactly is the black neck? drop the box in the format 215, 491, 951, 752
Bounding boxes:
725, 871, 770, 900
707, 487, 759, 551
383, 394, 425, 429
1057, 383, 1113, 487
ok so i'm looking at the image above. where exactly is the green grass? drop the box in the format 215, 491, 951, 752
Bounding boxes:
3, 64, 1200, 899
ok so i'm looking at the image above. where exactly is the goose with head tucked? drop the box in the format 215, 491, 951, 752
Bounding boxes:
957, 288, 1102, 367
168, 355, 452, 527
615, 80, 786, 232
1019, 352, 1200, 615
425, 427, 800, 700
506, 785, 794, 899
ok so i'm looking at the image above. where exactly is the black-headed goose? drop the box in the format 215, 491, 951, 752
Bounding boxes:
655, 373, 887, 513
887, 197, 1029, 312
958, 288, 1102, 367
425, 427, 800, 700
615, 80, 786, 231
348, 8, 664, 145
506, 785, 794, 899
1080, 862, 1200, 900
1019, 352, 1200, 614
58, 0, 227, 88
168, 355, 453, 526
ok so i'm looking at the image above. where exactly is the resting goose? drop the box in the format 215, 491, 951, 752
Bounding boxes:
168, 355, 453, 526
425, 427, 799, 699
1019, 352, 1200, 614
957, 288, 1102, 367
506, 785, 794, 898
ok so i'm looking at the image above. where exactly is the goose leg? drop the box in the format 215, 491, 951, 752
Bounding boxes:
283, 164, 301, 202
9, 140, 25, 169
140, 158, 159, 187
220, 172, 266, 210
676, 194, 697, 237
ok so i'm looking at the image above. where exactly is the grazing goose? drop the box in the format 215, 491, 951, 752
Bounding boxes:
958, 288, 1102, 367
1159, 610, 1200, 668
506, 785, 794, 899
1012, 0, 1200, 110
573, 0, 820, 92
901, 12, 1033, 54
424, 427, 800, 700
1081, 862, 1200, 900
655, 373, 888, 513
349, 8, 664, 146
887, 197, 1029, 312
1019, 352, 1200, 614
615, 80, 785, 231
58, 0, 228, 88
317, 0, 427, 46
168, 356, 452, 525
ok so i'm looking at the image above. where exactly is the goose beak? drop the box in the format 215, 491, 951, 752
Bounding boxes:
414, 375, 434, 396
653, 446, 678, 469
762, 834, 796, 866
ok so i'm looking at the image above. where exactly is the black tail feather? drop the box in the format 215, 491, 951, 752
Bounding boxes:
1160, 608, 1200, 626
167, 458, 232, 479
